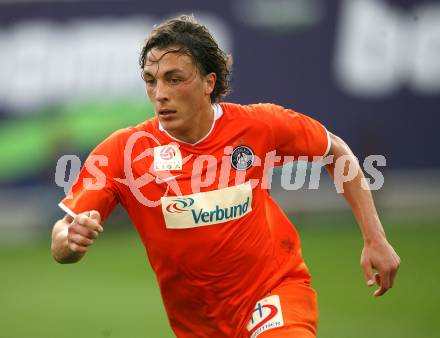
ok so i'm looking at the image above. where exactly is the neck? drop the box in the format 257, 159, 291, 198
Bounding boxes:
166, 103, 214, 144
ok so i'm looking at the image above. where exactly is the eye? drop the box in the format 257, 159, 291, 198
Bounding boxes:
144, 78, 156, 86
169, 78, 182, 84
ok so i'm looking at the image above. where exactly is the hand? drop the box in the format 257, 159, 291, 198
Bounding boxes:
67, 210, 103, 254
360, 238, 400, 296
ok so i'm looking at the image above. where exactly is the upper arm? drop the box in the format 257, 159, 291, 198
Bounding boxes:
58, 133, 123, 222
261, 104, 330, 160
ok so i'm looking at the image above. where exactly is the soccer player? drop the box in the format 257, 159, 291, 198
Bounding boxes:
51, 15, 400, 338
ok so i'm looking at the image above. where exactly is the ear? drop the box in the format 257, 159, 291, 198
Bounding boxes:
205, 72, 216, 96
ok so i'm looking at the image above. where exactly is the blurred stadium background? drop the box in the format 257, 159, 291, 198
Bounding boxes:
0, 0, 439, 337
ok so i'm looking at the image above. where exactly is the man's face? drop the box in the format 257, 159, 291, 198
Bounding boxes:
142, 47, 215, 139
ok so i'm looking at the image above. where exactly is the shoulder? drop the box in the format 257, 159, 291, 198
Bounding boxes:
220, 102, 284, 116
93, 117, 158, 154
220, 102, 287, 125
220, 102, 289, 122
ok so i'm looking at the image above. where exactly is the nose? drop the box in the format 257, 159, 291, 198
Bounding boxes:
154, 80, 169, 103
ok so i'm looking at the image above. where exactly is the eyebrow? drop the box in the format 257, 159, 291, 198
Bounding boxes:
142, 68, 185, 78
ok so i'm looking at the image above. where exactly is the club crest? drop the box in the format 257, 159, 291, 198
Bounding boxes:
230, 145, 255, 170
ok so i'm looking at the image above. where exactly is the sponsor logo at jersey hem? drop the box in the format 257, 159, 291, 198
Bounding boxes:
247, 295, 284, 338
230, 145, 255, 170
251, 320, 283, 338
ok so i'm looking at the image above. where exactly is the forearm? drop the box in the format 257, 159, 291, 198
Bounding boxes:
51, 218, 85, 264
329, 165, 385, 242
325, 134, 386, 243
325, 133, 400, 295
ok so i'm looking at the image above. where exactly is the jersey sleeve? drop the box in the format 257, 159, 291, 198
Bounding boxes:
58, 131, 124, 224
260, 104, 331, 161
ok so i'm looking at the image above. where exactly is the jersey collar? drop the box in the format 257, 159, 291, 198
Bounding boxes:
158, 104, 223, 146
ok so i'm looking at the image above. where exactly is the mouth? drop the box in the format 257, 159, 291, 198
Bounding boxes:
158, 109, 177, 120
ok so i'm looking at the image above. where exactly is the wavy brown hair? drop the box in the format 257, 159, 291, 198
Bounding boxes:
139, 15, 232, 102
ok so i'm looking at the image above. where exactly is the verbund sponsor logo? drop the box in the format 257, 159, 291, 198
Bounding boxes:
166, 197, 194, 213
191, 197, 250, 224
161, 181, 253, 229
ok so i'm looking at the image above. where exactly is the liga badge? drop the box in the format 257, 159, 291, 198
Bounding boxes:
230, 145, 255, 170
154, 144, 182, 171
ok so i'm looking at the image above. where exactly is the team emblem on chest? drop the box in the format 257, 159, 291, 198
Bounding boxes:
154, 144, 183, 171
230, 145, 255, 170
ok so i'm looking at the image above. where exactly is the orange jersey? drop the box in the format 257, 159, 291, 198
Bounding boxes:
60, 102, 329, 337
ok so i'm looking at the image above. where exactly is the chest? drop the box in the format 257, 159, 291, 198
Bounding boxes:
117, 127, 270, 228
127, 133, 269, 197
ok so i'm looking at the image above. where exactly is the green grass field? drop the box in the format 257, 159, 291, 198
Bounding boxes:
0, 214, 438, 338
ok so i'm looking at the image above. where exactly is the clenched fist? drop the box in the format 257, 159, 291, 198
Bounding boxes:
67, 210, 103, 254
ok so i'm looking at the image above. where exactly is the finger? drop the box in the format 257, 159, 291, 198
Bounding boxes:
361, 260, 375, 286
74, 214, 103, 233
68, 241, 88, 253
389, 256, 401, 288
374, 285, 389, 296
69, 224, 99, 239
375, 273, 381, 286
88, 210, 102, 224
78, 214, 103, 232
379, 269, 392, 290
69, 233, 94, 247
373, 273, 389, 297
